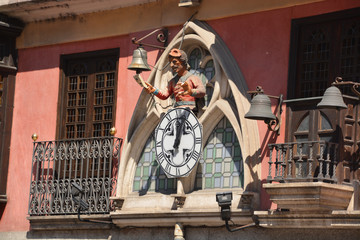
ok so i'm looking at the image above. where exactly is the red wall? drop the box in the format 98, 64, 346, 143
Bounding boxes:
1, 0, 360, 232
208, 0, 360, 209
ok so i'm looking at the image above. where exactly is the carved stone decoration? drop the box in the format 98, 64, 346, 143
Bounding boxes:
109, 197, 125, 211
113, 20, 261, 227
238, 192, 255, 210
171, 194, 186, 209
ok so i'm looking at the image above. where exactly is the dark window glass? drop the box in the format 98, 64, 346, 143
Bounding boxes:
289, 8, 360, 98
59, 49, 119, 139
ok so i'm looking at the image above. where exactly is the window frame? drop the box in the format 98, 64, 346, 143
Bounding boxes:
0, 15, 23, 204
288, 7, 360, 99
56, 48, 119, 140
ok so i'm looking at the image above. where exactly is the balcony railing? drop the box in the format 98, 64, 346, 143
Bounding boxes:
267, 140, 338, 183
28, 137, 122, 216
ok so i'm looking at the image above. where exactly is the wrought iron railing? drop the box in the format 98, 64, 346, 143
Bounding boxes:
28, 137, 122, 216
267, 140, 338, 183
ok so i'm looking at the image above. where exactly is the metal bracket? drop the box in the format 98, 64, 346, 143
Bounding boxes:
131, 28, 168, 50
247, 86, 283, 135
332, 76, 360, 98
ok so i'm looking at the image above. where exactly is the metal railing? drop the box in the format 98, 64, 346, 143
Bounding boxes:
28, 137, 122, 216
267, 140, 338, 183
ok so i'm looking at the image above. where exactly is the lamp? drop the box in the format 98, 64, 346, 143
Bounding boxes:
245, 86, 283, 135
216, 192, 257, 232
317, 77, 353, 109
216, 192, 232, 221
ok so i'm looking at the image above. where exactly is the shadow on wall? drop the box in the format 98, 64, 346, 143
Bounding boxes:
0, 203, 5, 220
244, 124, 279, 210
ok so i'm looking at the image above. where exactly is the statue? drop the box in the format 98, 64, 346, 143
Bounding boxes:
144, 48, 206, 112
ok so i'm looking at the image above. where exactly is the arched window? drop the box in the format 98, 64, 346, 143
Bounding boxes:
195, 117, 244, 189
133, 132, 177, 194
189, 48, 202, 70
188, 48, 215, 107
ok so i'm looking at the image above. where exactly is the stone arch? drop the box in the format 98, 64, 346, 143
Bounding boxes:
116, 20, 260, 199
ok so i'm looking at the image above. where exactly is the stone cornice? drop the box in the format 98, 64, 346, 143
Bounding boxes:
255, 210, 360, 229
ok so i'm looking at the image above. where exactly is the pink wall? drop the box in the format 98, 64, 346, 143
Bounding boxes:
208, 0, 360, 209
0, 35, 155, 231
1, 0, 360, 232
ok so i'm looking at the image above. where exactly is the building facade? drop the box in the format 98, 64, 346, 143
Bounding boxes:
0, 0, 360, 239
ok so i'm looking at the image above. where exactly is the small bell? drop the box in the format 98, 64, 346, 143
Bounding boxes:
127, 46, 151, 73
317, 86, 347, 109
245, 93, 276, 121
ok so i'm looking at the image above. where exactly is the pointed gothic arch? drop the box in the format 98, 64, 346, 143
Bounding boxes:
115, 20, 260, 211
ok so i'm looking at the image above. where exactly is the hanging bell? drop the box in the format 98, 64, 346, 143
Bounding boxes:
245, 93, 276, 121
127, 46, 151, 73
317, 86, 347, 109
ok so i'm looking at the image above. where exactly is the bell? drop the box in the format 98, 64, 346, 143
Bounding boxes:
245, 93, 276, 121
317, 86, 347, 109
127, 46, 151, 73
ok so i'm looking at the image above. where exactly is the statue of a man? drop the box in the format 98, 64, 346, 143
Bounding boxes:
145, 48, 205, 148
145, 48, 206, 111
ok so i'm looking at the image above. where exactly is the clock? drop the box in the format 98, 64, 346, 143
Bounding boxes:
155, 107, 202, 178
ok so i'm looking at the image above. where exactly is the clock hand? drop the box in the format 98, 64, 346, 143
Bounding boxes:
173, 118, 184, 149
173, 108, 192, 149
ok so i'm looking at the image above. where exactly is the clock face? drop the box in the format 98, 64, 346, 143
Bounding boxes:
155, 107, 202, 178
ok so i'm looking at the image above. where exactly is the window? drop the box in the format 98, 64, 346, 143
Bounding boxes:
188, 47, 215, 107
133, 132, 177, 194
0, 15, 23, 204
195, 117, 244, 190
289, 8, 360, 99
56, 49, 119, 180
58, 49, 119, 139
133, 117, 244, 194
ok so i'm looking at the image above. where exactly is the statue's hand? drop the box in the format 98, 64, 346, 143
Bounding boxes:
144, 82, 156, 94
180, 81, 192, 96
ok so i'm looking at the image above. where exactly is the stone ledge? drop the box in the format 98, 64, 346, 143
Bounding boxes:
28, 209, 255, 230
263, 182, 354, 212
111, 209, 254, 228
27, 214, 113, 231
255, 210, 360, 229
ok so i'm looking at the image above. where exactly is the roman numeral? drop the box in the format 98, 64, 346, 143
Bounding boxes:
166, 114, 172, 121
195, 137, 201, 144
165, 163, 171, 173
176, 168, 181, 176
193, 122, 199, 129
192, 150, 200, 160
157, 152, 165, 164
156, 141, 162, 148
